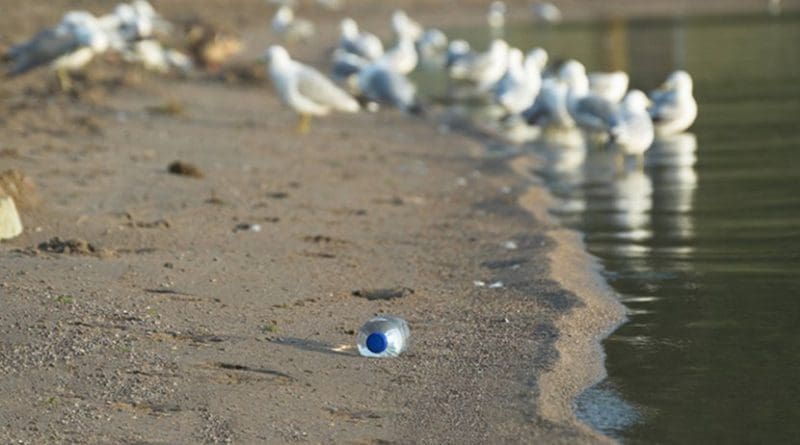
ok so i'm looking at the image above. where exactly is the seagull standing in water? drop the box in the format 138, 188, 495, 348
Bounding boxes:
263, 45, 359, 134
448, 39, 510, 93
648, 70, 698, 136
271, 5, 315, 43
5, 11, 110, 90
493, 48, 541, 115
610, 90, 655, 167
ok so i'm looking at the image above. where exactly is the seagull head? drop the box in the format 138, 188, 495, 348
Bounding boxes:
525, 48, 548, 72
666, 70, 693, 94
622, 89, 651, 113
340, 18, 359, 38
262, 45, 290, 67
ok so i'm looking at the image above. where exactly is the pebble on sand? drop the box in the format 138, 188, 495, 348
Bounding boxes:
168, 161, 204, 178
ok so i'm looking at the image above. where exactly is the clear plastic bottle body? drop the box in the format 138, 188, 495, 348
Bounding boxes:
356, 315, 410, 358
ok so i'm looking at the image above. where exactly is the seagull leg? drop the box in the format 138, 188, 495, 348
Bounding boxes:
296, 114, 311, 134
614, 151, 625, 175
57, 69, 72, 92
635, 153, 645, 170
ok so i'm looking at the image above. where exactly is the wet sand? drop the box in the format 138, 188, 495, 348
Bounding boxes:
0, 0, 790, 443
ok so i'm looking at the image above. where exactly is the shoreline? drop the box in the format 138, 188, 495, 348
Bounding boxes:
0, 1, 785, 443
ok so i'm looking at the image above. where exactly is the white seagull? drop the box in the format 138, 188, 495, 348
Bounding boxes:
391, 10, 423, 41
338, 18, 383, 61
448, 39, 510, 93
588, 70, 629, 103
358, 59, 422, 114
487, 1, 507, 36
5, 11, 110, 90
263, 45, 359, 133
610, 90, 655, 166
493, 48, 541, 115
648, 70, 698, 137
271, 6, 315, 43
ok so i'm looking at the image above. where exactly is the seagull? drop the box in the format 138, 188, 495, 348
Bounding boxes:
330, 48, 369, 92
561, 60, 620, 137
379, 32, 418, 75
100, 1, 171, 56
124, 39, 193, 74
525, 47, 549, 72
391, 10, 423, 41
610, 90, 655, 167
487, 1, 507, 36
271, 5, 315, 43
530, 1, 563, 24
357, 60, 422, 114
648, 70, 698, 137
522, 75, 573, 129
448, 39, 510, 92
416, 28, 448, 65
338, 18, 383, 61
5, 11, 110, 90
445, 39, 472, 69
493, 48, 541, 115
588, 70, 629, 103
263, 45, 359, 133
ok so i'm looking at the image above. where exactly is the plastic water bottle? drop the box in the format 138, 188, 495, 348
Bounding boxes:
356, 315, 410, 358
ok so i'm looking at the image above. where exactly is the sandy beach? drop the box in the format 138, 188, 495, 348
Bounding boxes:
0, 0, 789, 443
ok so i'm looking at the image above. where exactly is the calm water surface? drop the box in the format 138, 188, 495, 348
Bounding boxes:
446, 13, 800, 443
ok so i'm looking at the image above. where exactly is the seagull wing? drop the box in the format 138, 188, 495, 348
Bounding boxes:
296, 64, 359, 113
6, 27, 81, 76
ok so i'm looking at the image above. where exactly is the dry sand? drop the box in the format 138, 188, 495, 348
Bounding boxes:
0, 0, 791, 443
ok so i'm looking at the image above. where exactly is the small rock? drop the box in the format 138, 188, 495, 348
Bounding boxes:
233, 223, 261, 233
352, 287, 414, 301
502, 240, 518, 250
168, 161, 203, 178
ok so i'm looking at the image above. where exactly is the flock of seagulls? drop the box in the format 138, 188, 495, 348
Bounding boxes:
2, 1, 698, 167
3, 1, 189, 89
263, 2, 698, 164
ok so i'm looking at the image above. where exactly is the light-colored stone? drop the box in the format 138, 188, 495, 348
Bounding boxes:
0, 196, 23, 240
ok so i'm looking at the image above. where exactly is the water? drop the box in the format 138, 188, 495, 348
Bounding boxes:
444, 12, 800, 443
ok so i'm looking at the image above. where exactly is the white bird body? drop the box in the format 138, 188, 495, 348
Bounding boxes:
588, 71, 629, 103
445, 39, 471, 68
265, 45, 359, 117
380, 34, 418, 75
561, 61, 618, 134
125, 39, 193, 74
494, 48, 541, 114
610, 90, 655, 157
525, 47, 548, 72
523, 76, 574, 128
649, 70, 698, 137
449, 39, 510, 92
271, 6, 315, 43
338, 18, 383, 61
358, 59, 420, 113
530, 1, 563, 24
6, 11, 110, 77
391, 10, 423, 41
416, 28, 448, 64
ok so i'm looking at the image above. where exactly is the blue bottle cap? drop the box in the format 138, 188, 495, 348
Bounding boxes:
366, 332, 388, 354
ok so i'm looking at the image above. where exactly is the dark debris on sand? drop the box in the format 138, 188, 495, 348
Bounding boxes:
168, 161, 204, 178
